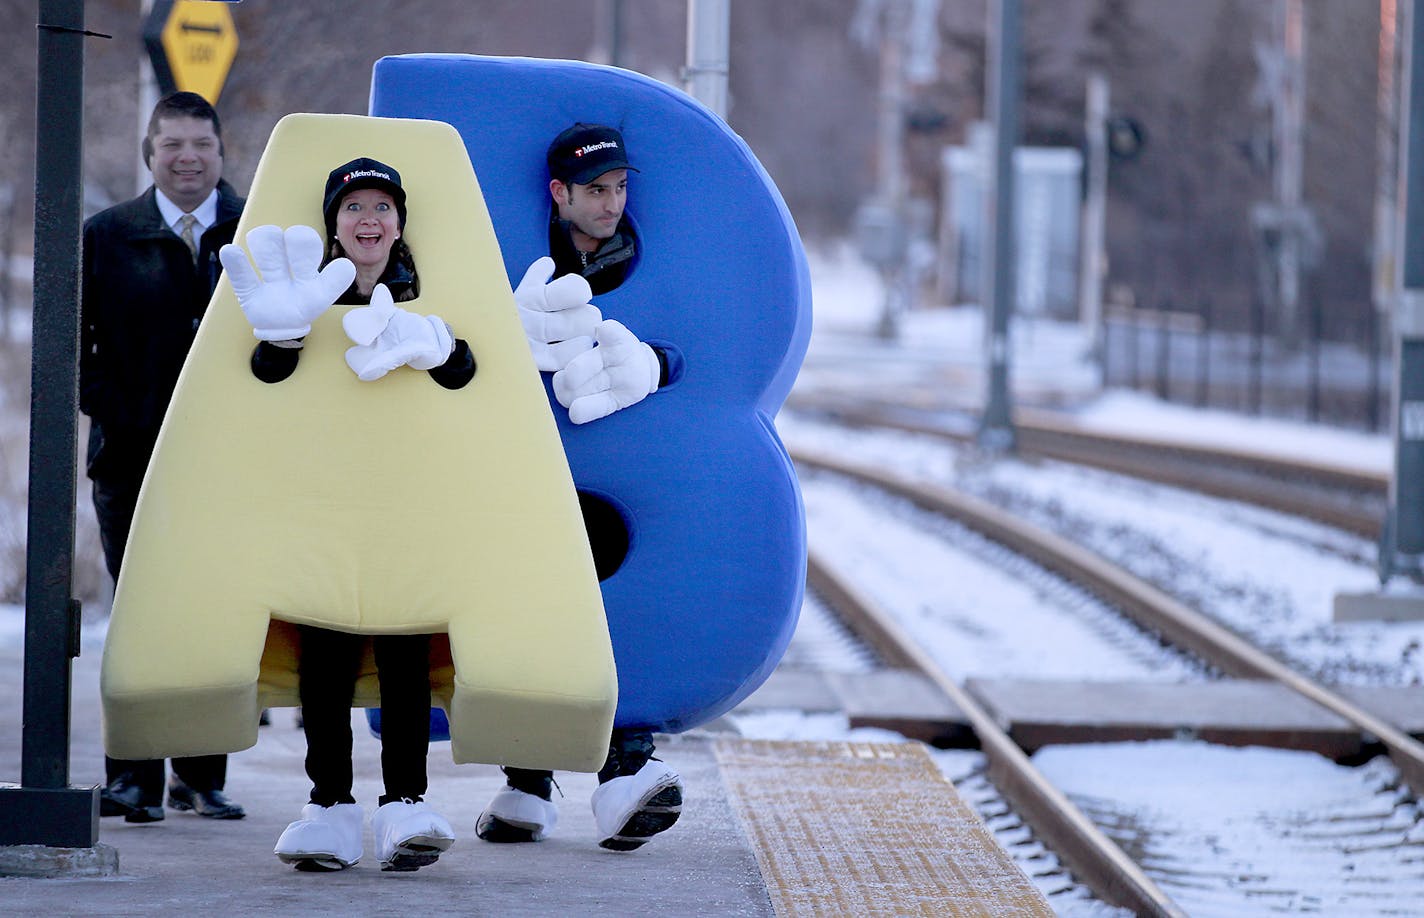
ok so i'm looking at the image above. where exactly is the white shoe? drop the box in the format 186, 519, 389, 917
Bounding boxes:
476, 786, 559, 842
373, 800, 455, 871
274, 803, 364, 871
590, 760, 683, 851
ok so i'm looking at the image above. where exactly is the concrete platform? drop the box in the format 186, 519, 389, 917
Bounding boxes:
0, 630, 1050, 915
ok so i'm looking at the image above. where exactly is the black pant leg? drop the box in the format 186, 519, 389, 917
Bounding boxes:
95, 479, 175, 800
105, 756, 165, 804
297, 626, 363, 807
597, 727, 656, 784
91, 478, 137, 583
372, 633, 431, 806
501, 766, 554, 799
170, 754, 228, 792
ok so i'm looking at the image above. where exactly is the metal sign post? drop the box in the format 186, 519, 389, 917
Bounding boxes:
1387, 0, 1424, 584
1335, 0, 1424, 622
978, 0, 1020, 451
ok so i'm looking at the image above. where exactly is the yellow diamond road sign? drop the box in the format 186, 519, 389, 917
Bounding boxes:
144, 0, 239, 104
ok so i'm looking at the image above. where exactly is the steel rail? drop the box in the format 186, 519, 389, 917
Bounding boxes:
791, 445, 1424, 800
789, 397, 1385, 538
805, 549, 1186, 917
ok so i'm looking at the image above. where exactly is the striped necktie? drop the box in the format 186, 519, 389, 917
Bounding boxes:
179, 214, 199, 264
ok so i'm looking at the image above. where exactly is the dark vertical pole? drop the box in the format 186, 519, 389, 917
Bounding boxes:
25, 0, 84, 792
1100, 305, 1112, 385
611, 0, 625, 68
978, 0, 1019, 451
1306, 283, 1321, 423
1197, 298, 1211, 409
1369, 299, 1382, 431
1156, 302, 1170, 400
0, 0, 100, 849
1126, 313, 1138, 391
1250, 285, 1264, 414
1385, 0, 1424, 581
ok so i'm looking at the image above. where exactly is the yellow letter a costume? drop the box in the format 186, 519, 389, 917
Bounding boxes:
100, 114, 617, 772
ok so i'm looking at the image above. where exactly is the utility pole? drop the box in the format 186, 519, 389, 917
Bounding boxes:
978, 0, 1020, 451
1374, 0, 1401, 327
1275, 0, 1306, 350
137, 0, 157, 195
849, 0, 940, 341
1253, 0, 1310, 351
1078, 72, 1109, 362
873, 0, 910, 339
684, 0, 729, 119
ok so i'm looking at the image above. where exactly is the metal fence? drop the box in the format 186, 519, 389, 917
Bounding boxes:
1102, 293, 1389, 434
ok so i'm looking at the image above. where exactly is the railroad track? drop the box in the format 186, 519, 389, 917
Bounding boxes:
804, 546, 1184, 917
787, 396, 1387, 538
789, 446, 1424, 916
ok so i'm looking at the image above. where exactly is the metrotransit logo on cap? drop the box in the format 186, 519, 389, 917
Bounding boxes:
547, 123, 640, 187
343, 167, 394, 184
574, 140, 621, 159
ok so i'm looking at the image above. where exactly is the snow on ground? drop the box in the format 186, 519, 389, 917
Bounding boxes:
781, 413, 1423, 685
799, 473, 1203, 682
1035, 741, 1424, 917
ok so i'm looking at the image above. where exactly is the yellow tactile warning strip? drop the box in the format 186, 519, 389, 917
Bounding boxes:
715, 739, 1054, 917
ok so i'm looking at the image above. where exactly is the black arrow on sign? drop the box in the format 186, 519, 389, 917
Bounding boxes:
180, 21, 223, 35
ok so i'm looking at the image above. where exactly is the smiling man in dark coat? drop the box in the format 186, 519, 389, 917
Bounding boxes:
80, 91, 246, 824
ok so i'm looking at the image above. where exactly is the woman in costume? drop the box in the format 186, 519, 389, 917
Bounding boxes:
221, 156, 475, 872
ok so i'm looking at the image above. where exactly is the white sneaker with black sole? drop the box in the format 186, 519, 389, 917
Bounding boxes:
373, 800, 455, 871
590, 760, 683, 851
476, 786, 559, 843
274, 802, 365, 871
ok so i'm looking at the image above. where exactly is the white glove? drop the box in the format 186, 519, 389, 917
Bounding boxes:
552, 319, 660, 424
342, 284, 456, 382
219, 224, 355, 340
513, 256, 601, 371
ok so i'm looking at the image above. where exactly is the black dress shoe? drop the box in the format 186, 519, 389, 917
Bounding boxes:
101, 777, 165, 823
167, 777, 246, 820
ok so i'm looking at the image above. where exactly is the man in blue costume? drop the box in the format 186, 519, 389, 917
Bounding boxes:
476, 124, 682, 851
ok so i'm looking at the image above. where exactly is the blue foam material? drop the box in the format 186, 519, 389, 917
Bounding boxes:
369, 54, 810, 732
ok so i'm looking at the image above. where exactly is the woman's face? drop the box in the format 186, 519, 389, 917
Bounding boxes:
335, 188, 400, 272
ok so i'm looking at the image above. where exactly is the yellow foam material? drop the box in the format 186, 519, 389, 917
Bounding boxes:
100, 114, 616, 772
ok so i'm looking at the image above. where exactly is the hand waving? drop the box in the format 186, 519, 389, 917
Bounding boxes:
219, 224, 356, 340
513, 256, 601, 371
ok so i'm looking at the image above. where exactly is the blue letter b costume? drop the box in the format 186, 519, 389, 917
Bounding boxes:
370, 54, 812, 734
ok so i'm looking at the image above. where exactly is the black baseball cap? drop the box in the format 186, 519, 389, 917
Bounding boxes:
323, 157, 407, 233
547, 123, 639, 186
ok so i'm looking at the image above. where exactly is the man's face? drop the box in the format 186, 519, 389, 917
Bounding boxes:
554, 168, 628, 250
149, 115, 223, 211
